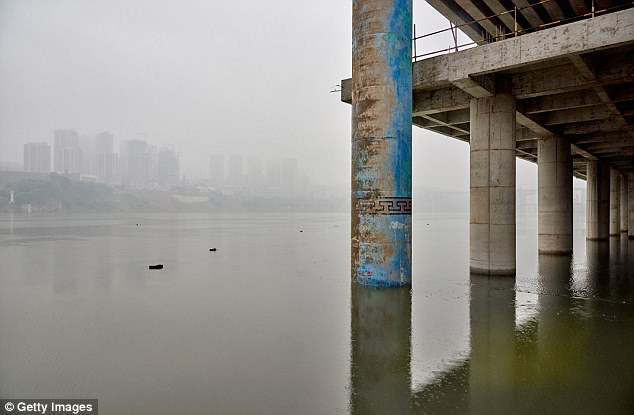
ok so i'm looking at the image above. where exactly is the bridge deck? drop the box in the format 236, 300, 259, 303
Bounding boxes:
342, 7, 634, 178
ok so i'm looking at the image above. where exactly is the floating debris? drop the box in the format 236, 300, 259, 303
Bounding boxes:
209, 248, 217, 252
148, 264, 164, 270
299, 230, 304, 233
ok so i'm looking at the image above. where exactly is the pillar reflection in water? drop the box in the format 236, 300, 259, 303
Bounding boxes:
468, 275, 516, 414
350, 284, 411, 414
350, 250, 634, 414
586, 240, 611, 298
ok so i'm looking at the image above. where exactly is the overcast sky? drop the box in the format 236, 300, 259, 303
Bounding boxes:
0, 0, 549, 190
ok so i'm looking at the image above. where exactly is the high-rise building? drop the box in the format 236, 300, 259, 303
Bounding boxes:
123, 139, 150, 186
23, 142, 51, 173
95, 131, 116, 183
281, 157, 299, 195
266, 159, 281, 190
247, 157, 263, 191
227, 155, 243, 187
78, 135, 95, 175
54, 129, 81, 174
209, 155, 225, 189
157, 148, 180, 188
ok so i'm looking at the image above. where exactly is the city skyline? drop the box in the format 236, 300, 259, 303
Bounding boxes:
14, 128, 321, 194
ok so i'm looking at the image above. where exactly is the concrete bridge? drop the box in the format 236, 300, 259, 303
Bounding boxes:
342, 0, 634, 284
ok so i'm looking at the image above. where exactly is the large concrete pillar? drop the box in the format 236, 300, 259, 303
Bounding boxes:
351, 0, 412, 286
620, 174, 628, 233
537, 136, 573, 254
629, 173, 634, 239
609, 168, 621, 236
470, 94, 516, 275
586, 160, 610, 240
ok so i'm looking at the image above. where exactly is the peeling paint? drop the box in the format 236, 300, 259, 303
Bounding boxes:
352, 0, 412, 287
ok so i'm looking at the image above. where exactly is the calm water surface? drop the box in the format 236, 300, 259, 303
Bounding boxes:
1, 212, 633, 414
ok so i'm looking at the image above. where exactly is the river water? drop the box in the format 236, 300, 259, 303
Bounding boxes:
0, 212, 633, 414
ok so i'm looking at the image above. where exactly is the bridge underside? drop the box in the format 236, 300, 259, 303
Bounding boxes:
343, 6, 634, 273
343, 7, 634, 178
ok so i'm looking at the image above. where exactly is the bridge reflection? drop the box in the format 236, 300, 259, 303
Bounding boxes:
350, 240, 634, 414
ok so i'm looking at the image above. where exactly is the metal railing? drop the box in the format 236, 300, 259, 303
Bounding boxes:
412, 0, 634, 61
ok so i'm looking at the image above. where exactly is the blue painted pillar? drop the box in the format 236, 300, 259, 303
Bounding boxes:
351, 0, 412, 286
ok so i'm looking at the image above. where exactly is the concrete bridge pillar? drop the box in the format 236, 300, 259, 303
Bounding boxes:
586, 160, 610, 240
537, 136, 573, 254
351, 0, 412, 285
610, 168, 621, 236
629, 173, 634, 239
620, 174, 628, 233
469, 94, 516, 275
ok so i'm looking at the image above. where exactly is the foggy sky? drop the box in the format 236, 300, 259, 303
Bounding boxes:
0, 0, 546, 190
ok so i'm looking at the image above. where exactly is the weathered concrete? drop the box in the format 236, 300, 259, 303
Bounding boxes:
538, 136, 573, 254
621, 174, 629, 233
470, 94, 516, 275
412, 8, 634, 90
586, 160, 610, 240
629, 173, 634, 239
351, 0, 412, 286
610, 168, 621, 236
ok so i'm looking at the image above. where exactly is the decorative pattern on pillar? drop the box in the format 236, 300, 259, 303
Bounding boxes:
586, 160, 610, 240
610, 168, 621, 236
469, 95, 516, 275
351, 0, 412, 286
538, 136, 573, 254
620, 174, 628, 233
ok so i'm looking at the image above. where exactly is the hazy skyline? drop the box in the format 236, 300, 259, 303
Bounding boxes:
0, 0, 567, 190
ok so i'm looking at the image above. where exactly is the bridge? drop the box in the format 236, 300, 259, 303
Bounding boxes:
342, 0, 634, 284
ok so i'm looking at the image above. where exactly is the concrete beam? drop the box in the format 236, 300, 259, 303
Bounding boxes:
412, 8, 634, 89
517, 140, 538, 151
569, 54, 633, 135
511, 58, 634, 99
454, 0, 503, 39
424, 109, 471, 126
511, 0, 543, 28
515, 111, 554, 137
542, 105, 614, 126
516, 128, 540, 141
412, 88, 471, 115
563, 119, 630, 135
424, 0, 485, 42
418, 116, 470, 135
451, 75, 495, 98
541, 0, 565, 22
573, 131, 634, 144
521, 90, 602, 115
482, 0, 524, 33
571, 144, 598, 161
611, 83, 634, 102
